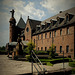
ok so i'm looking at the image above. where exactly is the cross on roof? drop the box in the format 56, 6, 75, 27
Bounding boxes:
10, 9, 15, 18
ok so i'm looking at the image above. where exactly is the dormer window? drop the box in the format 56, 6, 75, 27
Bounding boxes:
50, 19, 53, 26
49, 23, 51, 29
45, 21, 50, 28
41, 24, 45, 29
36, 25, 40, 31
65, 13, 74, 23
66, 14, 69, 22
50, 19, 57, 26
47, 23, 50, 28
56, 17, 64, 25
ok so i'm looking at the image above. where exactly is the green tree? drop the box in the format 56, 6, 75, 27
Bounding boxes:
0, 46, 5, 50
25, 41, 35, 55
48, 44, 55, 58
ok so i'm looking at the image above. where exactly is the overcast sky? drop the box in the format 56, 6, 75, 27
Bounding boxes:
0, 0, 75, 46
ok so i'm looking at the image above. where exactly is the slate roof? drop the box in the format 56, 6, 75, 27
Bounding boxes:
17, 17, 26, 29
33, 7, 75, 35
9, 41, 28, 46
9, 42, 17, 46
28, 19, 41, 30
22, 41, 29, 46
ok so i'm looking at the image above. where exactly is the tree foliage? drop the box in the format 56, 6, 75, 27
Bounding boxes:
25, 41, 35, 55
0, 46, 5, 50
48, 44, 55, 58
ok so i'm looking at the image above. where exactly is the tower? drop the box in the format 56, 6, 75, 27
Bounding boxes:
9, 9, 16, 42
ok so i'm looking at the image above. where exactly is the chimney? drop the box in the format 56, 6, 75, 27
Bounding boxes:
59, 11, 62, 13
28, 16, 29, 19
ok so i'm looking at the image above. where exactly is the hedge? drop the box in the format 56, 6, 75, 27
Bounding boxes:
40, 58, 70, 64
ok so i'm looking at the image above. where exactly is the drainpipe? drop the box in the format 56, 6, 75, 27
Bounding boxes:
52, 31, 53, 51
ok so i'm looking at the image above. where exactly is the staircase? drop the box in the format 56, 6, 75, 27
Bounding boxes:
31, 50, 47, 75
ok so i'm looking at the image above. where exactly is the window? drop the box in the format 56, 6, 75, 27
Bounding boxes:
60, 46, 62, 53
34, 39, 35, 44
60, 29, 62, 36
55, 46, 56, 52
41, 47, 43, 51
54, 31, 56, 37
38, 47, 39, 51
67, 27, 69, 34
45, 33, 47, 39
66, 16, 69, 22
50, 32, 51, 38
66, 46, 69, 53
45, 47, 47, 51
41, 34, 43, 39
38, 35, 39, 40
23, 36, 25, 40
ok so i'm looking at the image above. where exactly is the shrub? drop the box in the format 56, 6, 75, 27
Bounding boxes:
14, 56, 18, 60
69, 62, 75, 67
69, 58, 73, 62
35, 50, 48, 55
26, 55, 31, 61
40, 58, 69, 64
55, 53, 58, 56
48, 44, 56, 58
47, 62, 53, 66
72, 68, 75, 74
26, 41, 35, 55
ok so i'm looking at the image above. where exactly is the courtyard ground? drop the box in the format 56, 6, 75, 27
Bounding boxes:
0, 55, 72, 75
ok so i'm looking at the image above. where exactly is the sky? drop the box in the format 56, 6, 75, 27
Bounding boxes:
0, 0, 75, 46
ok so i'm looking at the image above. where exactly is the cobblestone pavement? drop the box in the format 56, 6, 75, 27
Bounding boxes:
0, 55, 72, 75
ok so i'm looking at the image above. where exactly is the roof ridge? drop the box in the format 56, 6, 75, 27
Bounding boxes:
29, 18, 41, 22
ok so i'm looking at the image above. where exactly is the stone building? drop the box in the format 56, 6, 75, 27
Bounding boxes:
8, 7, 75, 59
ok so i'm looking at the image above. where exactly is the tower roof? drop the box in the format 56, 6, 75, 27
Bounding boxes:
17, 17, 26, 29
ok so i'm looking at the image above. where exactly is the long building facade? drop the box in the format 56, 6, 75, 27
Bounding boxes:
8, 7, 75, 59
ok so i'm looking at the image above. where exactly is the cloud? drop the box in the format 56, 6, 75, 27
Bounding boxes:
40, 0, 75, 14
24, 2, 45, 20
0, 0, 45, 46
2, 0, 45, 21
0, 30, 9, 46
0, 12, 9, 46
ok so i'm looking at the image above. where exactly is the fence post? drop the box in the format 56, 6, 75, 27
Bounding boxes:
63, 51, 64, 69
32, 61, 33, 75
31, 50, 33, 75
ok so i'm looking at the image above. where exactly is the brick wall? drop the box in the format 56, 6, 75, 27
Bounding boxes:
32, 25, 74, 59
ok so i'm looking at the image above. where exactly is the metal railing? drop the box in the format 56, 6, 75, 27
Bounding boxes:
31, 50, 46, 75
